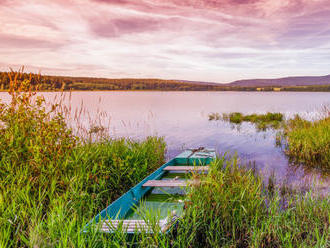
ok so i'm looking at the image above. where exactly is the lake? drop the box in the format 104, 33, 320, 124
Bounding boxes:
1, 91, 329, 193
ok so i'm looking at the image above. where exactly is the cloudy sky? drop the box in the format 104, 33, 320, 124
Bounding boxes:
1, 0, 330, 83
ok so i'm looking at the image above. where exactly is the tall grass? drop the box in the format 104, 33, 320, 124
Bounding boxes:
283, 113, 330, 170
0, 71, 166, 247
103, 157, 329, 247
173, 157, 329, 247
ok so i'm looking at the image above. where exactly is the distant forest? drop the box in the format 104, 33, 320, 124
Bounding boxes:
0, 71, 329, 92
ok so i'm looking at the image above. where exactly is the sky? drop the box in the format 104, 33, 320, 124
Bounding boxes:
0, 0, 330, 83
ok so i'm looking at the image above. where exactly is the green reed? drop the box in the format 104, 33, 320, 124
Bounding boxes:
210, 110, 329, 170
283, 113, 330, 170
173, 157, 329, 248
0, 70, 166, 247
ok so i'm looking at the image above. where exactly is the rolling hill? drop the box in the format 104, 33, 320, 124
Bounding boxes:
228, 75, 330, 87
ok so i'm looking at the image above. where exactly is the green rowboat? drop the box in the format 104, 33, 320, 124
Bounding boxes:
85, 148, 216, 234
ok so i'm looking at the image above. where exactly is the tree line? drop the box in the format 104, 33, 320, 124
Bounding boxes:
1, 71, 329, 91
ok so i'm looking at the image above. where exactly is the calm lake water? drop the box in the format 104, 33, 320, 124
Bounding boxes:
1, 91, 329, 193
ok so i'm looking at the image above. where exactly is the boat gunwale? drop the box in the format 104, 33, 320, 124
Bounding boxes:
84, 149, 216, 233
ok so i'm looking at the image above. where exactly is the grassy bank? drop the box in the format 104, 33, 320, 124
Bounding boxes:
0, 137, 165, 247
0, 73, 166, 246
283, 114, 330, 170
173, 157, 329, 247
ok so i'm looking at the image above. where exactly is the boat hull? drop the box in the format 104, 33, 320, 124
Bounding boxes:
85, 148, 216, 234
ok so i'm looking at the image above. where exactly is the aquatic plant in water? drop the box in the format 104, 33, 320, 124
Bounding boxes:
209, 112, 284, 130
283, 113, 330, 170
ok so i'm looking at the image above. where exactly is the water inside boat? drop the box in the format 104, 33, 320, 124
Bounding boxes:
85, 148, 216, 234
124, 171, 189, 220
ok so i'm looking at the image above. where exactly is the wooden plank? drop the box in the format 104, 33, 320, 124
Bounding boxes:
142, 179, 188, 187
103, 220, 146, 225
101, 220, 160, 232
100, 218, 170, 233
163, 166, 209, 171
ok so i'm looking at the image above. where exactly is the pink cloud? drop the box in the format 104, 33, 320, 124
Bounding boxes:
0, 0, 330, 82
0, 33, 66, 49
90, 17, 162, 38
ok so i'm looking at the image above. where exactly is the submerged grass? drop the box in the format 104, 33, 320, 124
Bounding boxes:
210, 110, 329, 170
209, 112, 284, 130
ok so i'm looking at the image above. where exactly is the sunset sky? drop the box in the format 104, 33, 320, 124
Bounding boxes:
1, 0, 330, 83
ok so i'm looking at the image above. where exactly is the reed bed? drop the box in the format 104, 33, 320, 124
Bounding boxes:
0, 71, 166, 247
283, 113, 330, 170
173, 157, 329, 248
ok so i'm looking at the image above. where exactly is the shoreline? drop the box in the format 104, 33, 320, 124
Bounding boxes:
1, 89, 330, 92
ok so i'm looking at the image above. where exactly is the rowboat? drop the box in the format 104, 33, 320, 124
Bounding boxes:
85, 147, 216, 234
